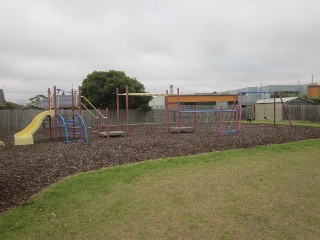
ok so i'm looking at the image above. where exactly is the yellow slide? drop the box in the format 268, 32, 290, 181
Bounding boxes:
14, 110, 54, 145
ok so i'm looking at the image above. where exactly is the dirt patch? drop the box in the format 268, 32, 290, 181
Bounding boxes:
1, 123, 320, 213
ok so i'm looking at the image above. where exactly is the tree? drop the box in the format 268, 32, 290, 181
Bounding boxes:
81, 70, 152, 110
27, 94, 47, 107
306, 96, 320, 105
5, 102, 15, 110
270, 91, 300, 98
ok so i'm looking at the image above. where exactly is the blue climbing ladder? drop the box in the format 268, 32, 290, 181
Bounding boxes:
57, 114, 89, 143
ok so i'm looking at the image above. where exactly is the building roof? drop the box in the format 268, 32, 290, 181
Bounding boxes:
256, 97, 298, 104
0, 89, 5, 107
223, 84, 308, 95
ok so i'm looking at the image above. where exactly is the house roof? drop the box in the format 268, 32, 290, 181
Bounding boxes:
256, 97, 298, 104
0, 89, 5, 107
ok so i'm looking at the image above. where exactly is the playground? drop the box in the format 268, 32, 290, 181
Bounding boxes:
1, 123, 320, 213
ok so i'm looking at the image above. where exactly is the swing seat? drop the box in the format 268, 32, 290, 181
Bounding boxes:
169, 127, 194, 133
223, 129, 238, 134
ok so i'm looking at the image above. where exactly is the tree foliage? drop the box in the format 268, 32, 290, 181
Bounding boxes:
27, 94, 47, 107
270, 91, 300, 98
81, 70, 152, 110
306, 97, 320, 105
5, 102, 15, 110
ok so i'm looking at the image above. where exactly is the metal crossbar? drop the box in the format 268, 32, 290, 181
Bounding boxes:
180, 109, 236, 113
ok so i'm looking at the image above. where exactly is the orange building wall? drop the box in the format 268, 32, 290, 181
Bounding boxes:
308, 85, 320, 97
167, 95, 237, 103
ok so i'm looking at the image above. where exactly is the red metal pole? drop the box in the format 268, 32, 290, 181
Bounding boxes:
236, 105, 239, 130
220, 106, 223, 136
177, 88, 180, 132
98, 108, 101, 136
192, 106, 196, 130
116, 88, 120, 130
279, 92, 292, 126
106, 108, 109, 138
126, 85, 129, 135
179, 110, 183, 128
71, 89, 74, 116
225, 94, 238, 130
48, 88, 51, 139
53, 86, 58, 142
78, 86, 82, 115
239, 93, 242, 130
274, 92, 276, 125
71, 88, 75, 136
166, 90, 169, 132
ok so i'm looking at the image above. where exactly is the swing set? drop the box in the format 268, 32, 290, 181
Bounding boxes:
237, 91, 292, 129
121, 86, 240, 135
165, 88, 240, 135
117, 87, 292, 137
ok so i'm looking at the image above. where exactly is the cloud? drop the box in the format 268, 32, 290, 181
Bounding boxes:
1, 0, 320, 103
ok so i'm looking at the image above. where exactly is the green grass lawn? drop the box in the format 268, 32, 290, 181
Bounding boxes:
1, 139, 320, 239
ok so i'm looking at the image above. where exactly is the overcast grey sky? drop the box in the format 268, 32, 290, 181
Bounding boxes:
1, 0, 320, 103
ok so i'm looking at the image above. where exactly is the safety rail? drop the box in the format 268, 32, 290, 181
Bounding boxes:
79, 96, 106, 119
79, 96, 110, 136
57, 114, 89, 143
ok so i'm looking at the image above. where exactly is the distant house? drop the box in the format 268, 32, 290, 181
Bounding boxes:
0, 89, 6, 109
35, 95, 76, 109
255, 97, 313, 121
0, 89, 28, 110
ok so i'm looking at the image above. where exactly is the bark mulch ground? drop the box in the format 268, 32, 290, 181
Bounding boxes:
1, 123, 320, 213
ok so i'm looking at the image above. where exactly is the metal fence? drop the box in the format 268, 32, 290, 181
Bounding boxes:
242, 105, 320, 122
0, 109, 153, 131
1, 105, 319, 131
286, 105, 320, 122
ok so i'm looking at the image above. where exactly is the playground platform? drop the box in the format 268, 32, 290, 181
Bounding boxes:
169, 127, 194, 133
99, 131, 127, 137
